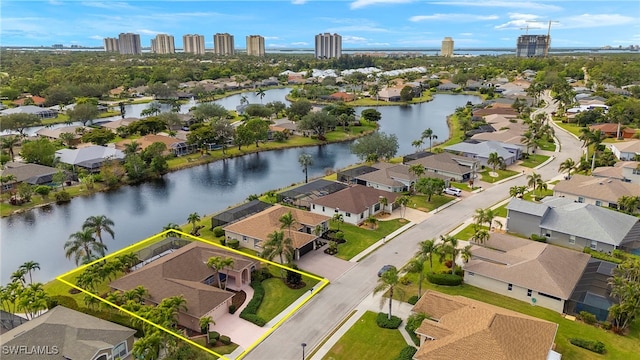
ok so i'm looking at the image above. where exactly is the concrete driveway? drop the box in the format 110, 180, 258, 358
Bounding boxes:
296, 246, 357, 282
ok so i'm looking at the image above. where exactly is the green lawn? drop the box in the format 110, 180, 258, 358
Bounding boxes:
452, 224, 489, 241
523, 188, 554, 201
493, 203, 508, 217
406, 194, 455, 212
333, 219, 406, 260
479, 169, 519, 183
538, 139, 557, 151
396, 278, 640, 360
257, 274, 318, 322
555, 121, 585, 137
520, 154, 551, 168
450, 182, 479, 192
322, 311, 409, 360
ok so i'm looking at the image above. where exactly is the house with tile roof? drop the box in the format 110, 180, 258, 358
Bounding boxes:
12, 95, 46, 107
444, 140, 523, 166
589, 123, 636, 139
309, 184, 400, 225
553, 174, 640, 208
410, 291, 559, 360
0, 162, 59, 192
405, 152, 479, 183
110, 240, 259, 332
608, 139, 640, 161
506, 197, 640, 254
592, 161, 640, 185
464, 233, 590, 313
116, 134, 195, 156
0, 306, 136, 360
223, 205, 330, 259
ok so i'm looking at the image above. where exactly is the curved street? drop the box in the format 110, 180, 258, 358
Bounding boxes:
243, 92, 584, 360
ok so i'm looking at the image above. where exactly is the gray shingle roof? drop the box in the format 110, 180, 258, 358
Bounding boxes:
55, 146, 125, 166
445, 141, 515, 160
506, 198, 549, 217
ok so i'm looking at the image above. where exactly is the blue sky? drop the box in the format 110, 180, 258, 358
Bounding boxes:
2, 1, 639, 48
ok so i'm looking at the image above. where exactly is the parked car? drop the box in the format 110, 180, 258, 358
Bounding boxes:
444, 187, 462, 197
378, 265, 395, 277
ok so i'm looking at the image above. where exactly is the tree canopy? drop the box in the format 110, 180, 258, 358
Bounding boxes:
350, 131, 399, 161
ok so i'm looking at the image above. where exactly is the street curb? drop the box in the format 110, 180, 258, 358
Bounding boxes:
349, 222, 416, 263
534, 155, 556, 170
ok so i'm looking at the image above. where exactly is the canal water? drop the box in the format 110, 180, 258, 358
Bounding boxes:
1, 91, 480, 283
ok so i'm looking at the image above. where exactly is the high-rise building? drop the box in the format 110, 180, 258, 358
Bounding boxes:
246, 35, 265, 56
516, 35, 549, 57
151, 34, 175, 54
441, 37, 454, 57
118, 33, 142, 55
103, 37, 119, 52
315, 33, 342, 59
183, 34, 206, 55
214, 33, 235, 55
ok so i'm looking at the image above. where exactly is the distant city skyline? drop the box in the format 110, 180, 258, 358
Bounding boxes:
2, 1, 639, 49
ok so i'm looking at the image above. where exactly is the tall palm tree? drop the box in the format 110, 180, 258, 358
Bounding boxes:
262, 230, 295, 278
298, 153, 313, 183
187, 212, 200, 234
618, 195, 639, 214
379, 196, 389, 214
332, 213, 344, 232
64, 229, 107, 266
509, 185, 526, 198
373, 266, 404, 320
1, 135, 19, 162
200, 316, 215, 337
417, 239, 436, 272
83, 215, 115, 245
487, 152, 505, 173
403, 256, 425, 298
421, 128, 438, 152
588, 130, 604, 172
411, 139, 423, 152
279, 211, 297, 241
394, 195, 410, 219
527, 172, 543, 198
19, 261, 40, 285
472, 208, 487, 230
439, 235, 460, 274
206, 256, 226, 289
559, 158, 576, 179
256, 88, 266, 104
10, 269, 27, 285
220, 257, 235, 290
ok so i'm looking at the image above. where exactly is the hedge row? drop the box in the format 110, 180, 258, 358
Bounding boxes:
239, 280, 267, 326
395, 346, 417, 360
426, 272, 463, 286
582, 248, 623, 264
376, 312, 402, 329
569, 338, 606, 354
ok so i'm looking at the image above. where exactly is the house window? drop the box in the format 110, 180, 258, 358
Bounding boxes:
539, 292, 562, 301
242, 236, 247, 242
508, 284, 513, 291
312, 204, 315, 209
569, 235, 576, 245
577, 197, 584, 203
527, 289, 532, 297
346, 213, 351, 217
374, 203, 381, 212
468, 272, 474, 276
595, 200, 602, 206
2, 184, 11, 191
254, 239, 261, 249
590, 240, 597, 250
322, 206, 325, 212
545, 231, 551, 237
112, 341, 128, 359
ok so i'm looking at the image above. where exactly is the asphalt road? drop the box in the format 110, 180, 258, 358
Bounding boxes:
243, 92, 583, 360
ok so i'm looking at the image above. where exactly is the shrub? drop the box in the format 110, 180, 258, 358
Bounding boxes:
579, 311, 597, 325
251, 268, 272, 282
229, 304, 237, 314
399, 275, 411, 285
376, 312, 402, 329
405, 313, 427, 346
54, 190, 71, 203
407, 295, 419, 305
219, 238, 226, 246
395, 346, 418, 360
427, 272, 463, 286
454, 268, 464, 276
569, 338, 606, 354
444, 259, 453, 268
208, 331, 220, 342
239, 280, 267, 326
582, 247, 623, 264
213, 226, 225, 237
47, 295, 78, 310
219, 335, 231, 345
600, 321, 612, 330
286, 264, 302, 285
530, 234, 547, 242
227, 239, 240, 249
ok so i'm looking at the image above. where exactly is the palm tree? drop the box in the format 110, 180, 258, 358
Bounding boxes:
262, 231, 295, 276
395, 195, 410, 219
473, 208, 487, 230
298, 153, 313, 183
206, 256, 226, 289
162, 223, 181, 237
19, 261, 40, 284
411, 139, 423, 152
200, 316, 215, 337
256, 88, 266, 104
1, 135, 19, 162
379, 196, 389, 214
83, 215, 115, 245
487, 152, 505, 173
559, 158, 576, 179
64, 229, 107, 266
220, 257, 235, 290
187, 212, 200, 234
461, 244, 473, 264
123, 141, 140, 155
417, 239, 436, 272
332, 213, 344, 232
509, 185, 526, 198
618, 195, 639, 214
520, 130, 537, 154
372, 266, 404, 320
588, 130, 604, 172
403, 256, 425, 298
279, 211, 297, 241
408, 164, 425, 178
527, 172, 542, 198
366, 216, 378, 229
472, 229, 490, 244
369, 84, 381, 102
439, 235, 460, 274
421, 128, 438, 152
10, 269, 27, 285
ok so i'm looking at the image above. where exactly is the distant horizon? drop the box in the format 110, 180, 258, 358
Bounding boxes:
2, 1, 639, 49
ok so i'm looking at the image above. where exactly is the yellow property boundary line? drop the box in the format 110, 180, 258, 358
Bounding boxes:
56, 229, 329, 360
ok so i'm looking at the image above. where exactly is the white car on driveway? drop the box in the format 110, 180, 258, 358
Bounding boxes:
444, 187, 462, 197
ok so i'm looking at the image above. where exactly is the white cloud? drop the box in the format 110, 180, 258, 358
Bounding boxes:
89, 35, 104, 40
429, 1, 561, 11
291, 0, 307, 4
267, 44, 287, 48
561, 14, 636, 29
343, 35, 368, 43
291, 42, 309, 46
81, 2, 135, 10
494, 13, 544, 30
350, 0, 413, 10
264, 36, 280, 40
410, 13, 498, 22
137, 29, 163, 35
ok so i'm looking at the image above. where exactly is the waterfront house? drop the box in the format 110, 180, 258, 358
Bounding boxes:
308, 185, 399, 225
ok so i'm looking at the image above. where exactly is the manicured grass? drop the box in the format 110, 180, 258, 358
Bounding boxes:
256, 276, 318, 322
479, 169, 520, 183
520, 154, 550, 168
322, 311, 409, 360
452, 224, 489, 241
406, 194, 455, 212
1, 183, 108, 217
523, 188, 554, 202
555, 121, 585, 137
538, 139, 557, 151
493, 203, 508, 217
333, 219, 406, 260
397, 280, 640, 360
449, 182, 478, 192
437, 113, 466, 148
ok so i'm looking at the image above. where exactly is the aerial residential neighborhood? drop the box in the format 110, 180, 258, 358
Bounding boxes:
2, 1, 640, 360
